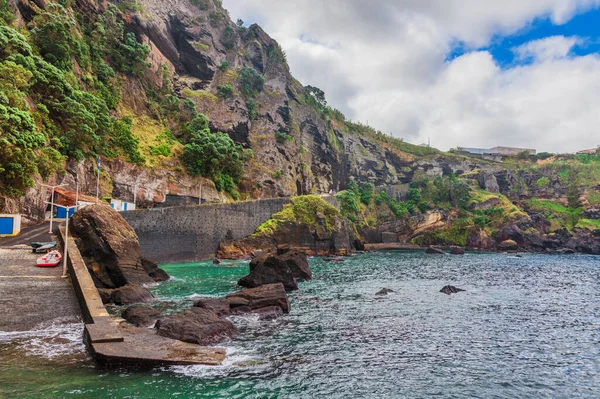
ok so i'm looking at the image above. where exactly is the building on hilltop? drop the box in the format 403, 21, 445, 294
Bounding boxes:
490, 146, 536, 156
576, 147, 598, 155
456, 146, 536, 162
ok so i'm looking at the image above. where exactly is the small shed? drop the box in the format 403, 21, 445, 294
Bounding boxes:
110, 199, 136, 212
0, 214, 22, 237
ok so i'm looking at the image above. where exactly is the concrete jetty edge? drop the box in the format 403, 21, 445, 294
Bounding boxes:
58, 226, 226, 367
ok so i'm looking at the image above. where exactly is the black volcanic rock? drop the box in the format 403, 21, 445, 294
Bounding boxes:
440, 286, 465, 295
156, 308, 237, 346
239, 253, 298, 291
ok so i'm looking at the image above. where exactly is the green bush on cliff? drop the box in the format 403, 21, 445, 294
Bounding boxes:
181, 114, 250, 195
0, 0, 13, 25
239, 66, 264, 99
254, 195, 340, 236
536, 177, 550, 188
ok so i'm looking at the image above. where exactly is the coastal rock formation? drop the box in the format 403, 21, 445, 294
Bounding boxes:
376, 288, 394, 296
122, 305, 162, 327
239, 253, 298, 291
70, 205, 169, 288
498, 240, 518, 251
156, 308, 237, 346
217, 196, 352, 259
450, 247, 466, 255
226, 283, 290, 314
110, 285, 155, 306
278, 250, 312, 281
440, 286, 465, 295
194, 298, 231, 317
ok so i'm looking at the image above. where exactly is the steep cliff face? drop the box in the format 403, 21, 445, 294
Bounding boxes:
2, 0, 599, 225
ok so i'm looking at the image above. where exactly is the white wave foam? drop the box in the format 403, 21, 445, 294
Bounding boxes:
0, 317, 86, 359
167, 345, 269, 377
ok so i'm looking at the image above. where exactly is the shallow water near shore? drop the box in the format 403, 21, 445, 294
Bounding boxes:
1, 252, 599, 398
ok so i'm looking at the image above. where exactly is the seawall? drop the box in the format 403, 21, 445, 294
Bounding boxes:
122, 198, 290, 262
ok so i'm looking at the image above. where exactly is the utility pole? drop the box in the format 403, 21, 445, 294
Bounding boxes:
41, 183, 66, 234
75, 177, 79, 212
96, 156, 101, 202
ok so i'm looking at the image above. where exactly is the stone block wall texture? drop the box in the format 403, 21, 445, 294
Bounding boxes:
122, 198, 290, 262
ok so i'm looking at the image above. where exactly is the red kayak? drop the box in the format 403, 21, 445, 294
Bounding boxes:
36, 250, 62, 267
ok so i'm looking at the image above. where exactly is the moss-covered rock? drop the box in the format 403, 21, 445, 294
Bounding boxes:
217, 195, 350, 258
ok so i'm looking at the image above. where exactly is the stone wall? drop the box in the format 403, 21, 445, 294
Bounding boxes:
122, 199, 290, 262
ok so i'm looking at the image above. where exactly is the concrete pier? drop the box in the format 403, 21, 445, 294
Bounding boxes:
59, 226, 226, 367
0, 246, 81, 332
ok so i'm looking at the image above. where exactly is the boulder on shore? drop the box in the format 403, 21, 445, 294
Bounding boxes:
69, 204, 169, 288
122, 305, 162, 327
111, 284, 154, 305
440, 285, 465, 295
239, 253, 298, 291
156, 308, 237, 346
226, 283, 290, 314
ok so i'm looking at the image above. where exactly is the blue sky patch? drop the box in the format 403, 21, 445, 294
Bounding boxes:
446, 8, 600, 68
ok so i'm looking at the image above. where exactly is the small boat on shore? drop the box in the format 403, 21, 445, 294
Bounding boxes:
36, 250, 62, 267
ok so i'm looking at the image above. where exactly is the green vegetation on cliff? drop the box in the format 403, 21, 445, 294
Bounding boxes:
253, 195, 340, 237
0, 3, 150, 197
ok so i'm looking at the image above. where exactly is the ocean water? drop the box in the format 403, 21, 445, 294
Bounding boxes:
1, 252, 599, 398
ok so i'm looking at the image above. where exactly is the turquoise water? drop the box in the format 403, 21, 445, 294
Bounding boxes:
1, 252, 599, 398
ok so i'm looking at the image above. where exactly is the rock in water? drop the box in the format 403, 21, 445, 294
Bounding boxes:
156, 308, 237, 346
122, 305, 162, 327
375, 288, 394, 296
69, 204, 169, 288
450, 247, 465, 255
279, 250, 312, 281
440, 285, 465, 295
111, 285, 154, 305
226, 283, 290, 314
194, 298, 231, 317
239, 253, 298, 291
141, 258, 170, 282
426, 246, 445, 255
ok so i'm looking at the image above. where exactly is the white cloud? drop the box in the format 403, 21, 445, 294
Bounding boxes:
514, 35, 580, 61
223, 0, 600, 153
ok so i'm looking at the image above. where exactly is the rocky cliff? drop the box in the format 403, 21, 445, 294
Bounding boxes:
2, 0, 600, 235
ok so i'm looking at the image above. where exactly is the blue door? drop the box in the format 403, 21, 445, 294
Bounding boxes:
56, 208, 66, 218
0, 217, 14, 235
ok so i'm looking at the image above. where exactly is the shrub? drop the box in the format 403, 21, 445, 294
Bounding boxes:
337, 189, 360, 222
217, 84, 234, 98
0, 0, 14, 25
272, 169, 284, 179
536, 177, 550, 188
246, 99, 256, 120
275, 131, 293, 144
221, 26, 236, 49
219, 60, 229, 71
239, 66, 264, 99
112, 32, 151, 76
358, 183, 374, 205
31, 5, 80, 70
181, 115, 248, 189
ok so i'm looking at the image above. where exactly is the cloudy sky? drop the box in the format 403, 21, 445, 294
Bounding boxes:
223, 0, 600, 153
